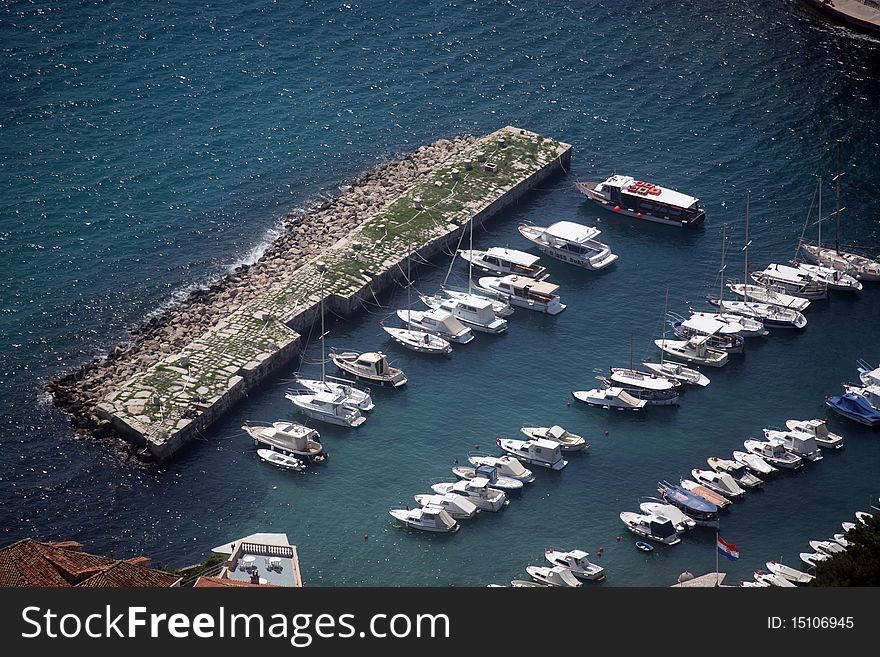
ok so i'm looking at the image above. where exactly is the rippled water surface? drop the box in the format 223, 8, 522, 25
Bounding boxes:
1, 0, 879, 585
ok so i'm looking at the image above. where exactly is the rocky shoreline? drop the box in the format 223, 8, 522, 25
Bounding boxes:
45, 134, 478, 448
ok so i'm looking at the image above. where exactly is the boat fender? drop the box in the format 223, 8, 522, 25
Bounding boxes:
613, 205, 621, 212
636, 212, 643, 219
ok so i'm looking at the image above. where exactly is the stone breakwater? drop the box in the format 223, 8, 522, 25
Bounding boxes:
45, 134, 479, 448
45, 126, 572, 462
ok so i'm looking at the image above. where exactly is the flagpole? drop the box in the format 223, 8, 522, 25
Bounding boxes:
715, 518, 720, 587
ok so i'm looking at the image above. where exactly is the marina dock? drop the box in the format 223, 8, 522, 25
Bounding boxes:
55, 126, 571, 462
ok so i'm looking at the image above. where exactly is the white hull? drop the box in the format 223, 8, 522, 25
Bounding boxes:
801, 243, 880, 281
642, 361, 710, 387
728, 283, 811, 311
654, 339, 728, 367
294, 377, 374, 411
383, 326, 451, 354
709, 298, 807, 329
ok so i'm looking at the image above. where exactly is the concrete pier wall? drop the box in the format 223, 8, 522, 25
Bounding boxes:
88, 126, 572, 462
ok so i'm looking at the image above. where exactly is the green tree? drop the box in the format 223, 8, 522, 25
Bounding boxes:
812, 513, 880, 586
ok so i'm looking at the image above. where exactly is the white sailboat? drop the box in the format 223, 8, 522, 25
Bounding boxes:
395, 308, 474, 343
800, 142, 880, 281
385, 246, 453, 354
294, 262, 375, 411
643, 288, 712, 385
286, 388, 367, 427
475, 275, 566, 315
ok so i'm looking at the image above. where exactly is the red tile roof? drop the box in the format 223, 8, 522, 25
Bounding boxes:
194, 576, 280, 588
0, 539, 179, 588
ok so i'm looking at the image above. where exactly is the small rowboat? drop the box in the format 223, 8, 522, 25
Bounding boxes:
635, 541, 654, 552
256, 449, 306, 471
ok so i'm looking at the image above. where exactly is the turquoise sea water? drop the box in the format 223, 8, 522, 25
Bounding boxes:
1, 0, 879, 586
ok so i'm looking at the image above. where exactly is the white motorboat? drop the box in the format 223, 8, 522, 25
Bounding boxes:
608, 367, 682, 393
468, 454, 535, 482
638, 501, 696, 532
784, 418, 844, 450
545, 549, 605, 581
841, 521, 856, 534
792, 261, 862, 292
679, 479, 732, 508
476, 275, 566, 315
293, 377, 374, 411
575, 175, 706, 227
496, 437, 568, 470
520, 425, 588, 452
740, 579, 771, 588
732, 450, 778, 476
858, 359, 880, 386
766, 560, 814, 584
420, 292, 508, 334
451, 463, 524, 492
389, 507, 459, 533
431, 477, 508, 512
691, 469, 746, 499
833, 534, 851, 548
762, 428, 823, 462
743, 438, 804, 470
256, 448, 305, 471
809, 539, 845, 555
688, 310, 768, 338
285, 389, 366, 427
706, 457, 763, 488
800, 552, 829, 568
382, 325, 452, 354
843, 382, 880, 410
619, 512, 681, 545
654, 336, 729, 367
518, 220, 618, 270
297, 267, 376, 411
669, 313, 745, 354
728, 283, 811, 312
395, 308, 474, 344
331, 350, 407, 387
525, 565, 582, 588
458, 247, 548, 280
413, 493, 480, 520
708, 298, 807, 329
510, 580, 549, 588
243, 421, 327, 463
856, 510, 873, 525
754, 571, 796, 588
571, 387, 647, 411
641, 360, 710, 387
751, 263, 828, 300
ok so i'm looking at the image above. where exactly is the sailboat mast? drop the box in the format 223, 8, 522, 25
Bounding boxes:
318, 263, 326, 383
661, 287, 669, 361
407, 242, 412, 330
743, 191, 751, 303
467, 218, 474, 295
835, 140, 841, 254
719, 224, 726, 303
817, 176, 822, 247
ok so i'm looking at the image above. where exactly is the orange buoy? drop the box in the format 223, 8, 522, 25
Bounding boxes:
604, 431, 609, 436
636, 212, 643, 219
613, 205, 621, 212
616, 536, 621, 542
363, 534, 369, 541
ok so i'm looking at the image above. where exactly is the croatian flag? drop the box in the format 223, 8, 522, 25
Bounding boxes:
717, 536, 739, 562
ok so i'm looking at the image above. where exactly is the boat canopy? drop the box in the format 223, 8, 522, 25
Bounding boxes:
682, 315, 725, 336
356, 352, 389, 374
544, 221, 602, 244
485, 247, 541, 267
531, 438, 562, 454
649, 517, 678, 539
426, 309, 468, 333
475, 465, 498, 481
500, 275, 559, 296
617, 390, 643, 406
547, 425, 566, 440
468, 477, 490, 490
568, 549, 589, 560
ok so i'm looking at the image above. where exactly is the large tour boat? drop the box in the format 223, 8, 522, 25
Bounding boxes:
575, 175, 706, 227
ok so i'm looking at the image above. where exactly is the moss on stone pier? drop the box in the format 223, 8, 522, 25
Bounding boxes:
97, 127, 571, 458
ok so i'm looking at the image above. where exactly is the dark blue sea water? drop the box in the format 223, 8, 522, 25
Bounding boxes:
2, 0, 879, 586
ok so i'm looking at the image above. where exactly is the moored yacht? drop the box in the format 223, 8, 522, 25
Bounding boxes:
792, 261, 862, 292
800, 243, 880, 281
330, 350, 407, 387
458, 247, 548, 280
525, 565, 582, 588
285, 389, 366, 427
751, 263, 828, 300
468, 454, 535, 482
243, 421, 327, 463
708, 297, 807, 329
575, 175, 706, 227
545, 549, 605, 581
518, 220, 618, 270
825, 391, 880, 426
420, 293, 508, 334
619, 512, 681, 545
476, 275, 566, 315
784, 418, 844, 449
657, 481, 719, 526
396, 308, 474, 344
431, 478, 508, 512
679, 479, 732, 508
641, 360, 710, 387
766, 561, 814, 585
412, 493, 480, 520
691, 469, 746, 499
382, 325, 452, 354
520, 425, 588, 451
732, 450, 778, 476
688, 310, 768, 338
669, 314, 745, 354
608, 367, 682, 393
495, 437, 568, 470
706, 456, 763, 488
451, 464, 523, 492
743, 438, 804, 469
728, 283, 811, 312
293, 376, 374, 411
638, 500, 697, 532
762, 428, 823, 462
598, 376, 680, 406
571, 387, 647, 411
389, 507, 459, 533
654, 336, 729, 367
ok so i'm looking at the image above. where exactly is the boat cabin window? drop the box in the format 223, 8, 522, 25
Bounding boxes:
560, 242, 588, 255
